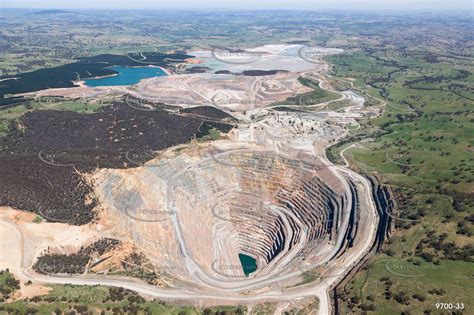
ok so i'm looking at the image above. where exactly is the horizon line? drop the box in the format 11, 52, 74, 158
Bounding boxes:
2, 6, 472, 12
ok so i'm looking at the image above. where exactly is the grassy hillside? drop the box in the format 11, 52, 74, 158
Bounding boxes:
326, 46, 473, 314
271, 77, 340, 106
1, 283, 247, 314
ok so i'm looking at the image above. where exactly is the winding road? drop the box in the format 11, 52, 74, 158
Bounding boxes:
0, 68, 383, 314
1, 145, 378, 314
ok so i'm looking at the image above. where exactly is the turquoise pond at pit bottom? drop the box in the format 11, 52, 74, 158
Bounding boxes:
238, 253, 257, 276
84, 66, 167, 87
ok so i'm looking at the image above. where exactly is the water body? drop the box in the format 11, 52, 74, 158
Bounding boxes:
84, 66, 167, 87
238, 253, 257, 276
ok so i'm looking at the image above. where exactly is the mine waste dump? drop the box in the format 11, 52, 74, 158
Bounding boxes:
94, 146, 358, 284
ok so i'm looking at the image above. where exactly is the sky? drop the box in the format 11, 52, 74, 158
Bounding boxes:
1, 0, 472, 11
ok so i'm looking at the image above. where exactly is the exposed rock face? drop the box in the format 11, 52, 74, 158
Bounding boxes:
93, 144, 353, 284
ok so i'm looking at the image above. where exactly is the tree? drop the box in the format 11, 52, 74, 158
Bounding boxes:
394, 291, 410, 304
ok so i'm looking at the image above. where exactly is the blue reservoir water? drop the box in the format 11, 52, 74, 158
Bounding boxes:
84, 66, 167, 87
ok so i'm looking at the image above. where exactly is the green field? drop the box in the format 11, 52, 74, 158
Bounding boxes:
325, 41, 473, 314
271, 77, 340, 107
0, 98, 110, 119
0, 284, 247, 315
339, 258, 473, 314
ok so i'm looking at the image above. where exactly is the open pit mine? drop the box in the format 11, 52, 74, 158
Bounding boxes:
0, 45, 391, 314
92, 140, 376, 287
